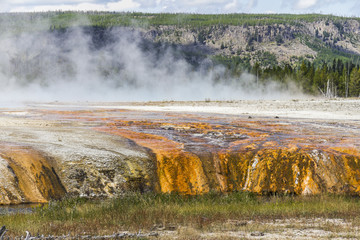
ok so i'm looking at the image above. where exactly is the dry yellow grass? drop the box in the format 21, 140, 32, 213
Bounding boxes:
1, 192, 360, 238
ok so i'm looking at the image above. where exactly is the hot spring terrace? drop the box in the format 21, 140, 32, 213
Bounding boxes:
0, 99, 360, 204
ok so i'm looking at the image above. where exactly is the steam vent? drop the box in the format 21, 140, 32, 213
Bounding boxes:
0, 100, 360, 204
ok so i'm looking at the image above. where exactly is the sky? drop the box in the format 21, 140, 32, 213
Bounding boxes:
0, 0, 358, 17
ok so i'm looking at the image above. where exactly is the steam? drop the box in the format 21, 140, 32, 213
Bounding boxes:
0, 20, 304, 103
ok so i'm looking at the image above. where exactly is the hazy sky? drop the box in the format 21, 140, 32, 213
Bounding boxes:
0, 0, 358, 16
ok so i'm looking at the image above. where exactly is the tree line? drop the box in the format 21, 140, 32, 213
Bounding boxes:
217, 57, 360, 98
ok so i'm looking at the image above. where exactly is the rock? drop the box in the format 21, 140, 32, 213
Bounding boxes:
0, 145, 65, 204
251, 232, 265, 236
0, 104, 360, 204
0, 116, 158, 204
97, 108, 360, 196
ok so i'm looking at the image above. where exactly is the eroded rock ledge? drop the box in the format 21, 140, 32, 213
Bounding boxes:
0, 104, 359, 204
0, 145, 65, 204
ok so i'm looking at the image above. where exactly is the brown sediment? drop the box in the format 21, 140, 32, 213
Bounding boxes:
0, 145, 66, 204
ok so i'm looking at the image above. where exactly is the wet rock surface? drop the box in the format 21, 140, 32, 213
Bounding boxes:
0, 100, 359, 203
0, 109, 158, 204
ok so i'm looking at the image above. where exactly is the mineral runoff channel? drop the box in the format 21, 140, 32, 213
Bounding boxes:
0, 99, 360, 205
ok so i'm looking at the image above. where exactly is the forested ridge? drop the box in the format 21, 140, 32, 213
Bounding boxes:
1, 11, 360, 97
216, 56, 360, 97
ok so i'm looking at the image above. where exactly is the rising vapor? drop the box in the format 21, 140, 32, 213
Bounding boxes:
0, 21, 304, 103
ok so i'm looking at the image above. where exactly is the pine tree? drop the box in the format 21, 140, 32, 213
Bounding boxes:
349, 67, 360, 97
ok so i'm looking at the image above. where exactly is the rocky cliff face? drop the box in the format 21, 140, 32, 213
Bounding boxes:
0, 102, 359, 204
137, 19, 360, 65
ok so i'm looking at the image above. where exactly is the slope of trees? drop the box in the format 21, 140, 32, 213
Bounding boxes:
215, 56, 360, 97
1, 11, 358, 30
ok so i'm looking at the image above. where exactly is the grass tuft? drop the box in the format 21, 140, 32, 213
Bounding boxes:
1, 192, 360, 237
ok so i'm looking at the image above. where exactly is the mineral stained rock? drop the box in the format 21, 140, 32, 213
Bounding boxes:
98, 116, 360, 196
0, 102, 359, 204
0, 145, 65, 204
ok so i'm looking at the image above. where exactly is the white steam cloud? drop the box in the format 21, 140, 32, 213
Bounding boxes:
0, 21, 304, 103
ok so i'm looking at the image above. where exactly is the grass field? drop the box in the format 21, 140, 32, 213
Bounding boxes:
1, 192, 360, 238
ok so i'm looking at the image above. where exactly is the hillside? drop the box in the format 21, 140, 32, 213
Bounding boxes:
5, 12, 360, 63
1, 12, 360, 97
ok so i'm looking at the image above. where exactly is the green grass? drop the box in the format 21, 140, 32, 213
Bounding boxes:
1, 192, 360, 237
